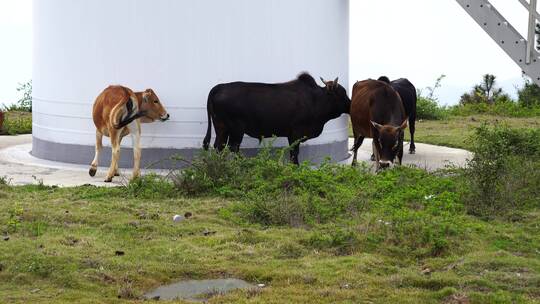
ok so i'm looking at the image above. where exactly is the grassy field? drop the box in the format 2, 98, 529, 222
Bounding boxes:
410, 116, 540, 150
350, 115, 540, 150
0, 111, 32, 135
1, 161, 539, 303
1, 116, 539, 303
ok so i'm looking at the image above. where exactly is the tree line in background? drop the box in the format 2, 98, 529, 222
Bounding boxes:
417, 74, 540, 120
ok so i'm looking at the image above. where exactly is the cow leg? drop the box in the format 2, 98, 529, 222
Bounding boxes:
351, 136, 364, 167
131, 124, 142, 180
213, 121, 229, 152
398, 131, 405, 165
105, 130, 121, 183
372, 140, 381, 171
409, 117, 416, 154
228, 132, 244, 153
89, 130, 103, 177
113, 134, 125, 177
288, 137, 301, 165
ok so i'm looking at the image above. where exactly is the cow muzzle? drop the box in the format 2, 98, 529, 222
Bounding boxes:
378, 160, 392, 169
160, 114, 170, 122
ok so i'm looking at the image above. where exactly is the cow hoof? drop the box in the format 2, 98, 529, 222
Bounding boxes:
114, 173, 120, 177
409, 150, 416, 155
89, 168, 97, 177
104, 178, 113, 183
370, 155, 376, 161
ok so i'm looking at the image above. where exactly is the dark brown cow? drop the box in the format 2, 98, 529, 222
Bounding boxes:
350, 79, 408, 169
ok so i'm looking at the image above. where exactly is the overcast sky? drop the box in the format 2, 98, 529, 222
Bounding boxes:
0, 0, 531, 105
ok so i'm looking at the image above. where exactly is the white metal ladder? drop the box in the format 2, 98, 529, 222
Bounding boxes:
455, 0, 540, 85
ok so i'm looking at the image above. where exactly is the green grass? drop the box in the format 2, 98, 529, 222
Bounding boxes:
349, 115, 540, 150
0, 113, 539, 302
411, 116, 540, 150
1, 165, 539, 303
1, 111, 32, 135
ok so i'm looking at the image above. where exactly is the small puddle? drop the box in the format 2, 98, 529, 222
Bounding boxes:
143, 278, 257, 302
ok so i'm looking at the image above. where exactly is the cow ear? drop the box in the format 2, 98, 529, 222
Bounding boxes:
142, 91, 151, 103
399, 119, 408, 130
371, 121, 383, 131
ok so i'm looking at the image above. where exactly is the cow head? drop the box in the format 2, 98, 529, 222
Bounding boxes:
139, 89, 170, 123
371, 119, 408, 169
320, 77, 351, 114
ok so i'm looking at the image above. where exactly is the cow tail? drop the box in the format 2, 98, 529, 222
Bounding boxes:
114, 88, 147, 129
115, 110, 146, 129
203, 92, 213, 150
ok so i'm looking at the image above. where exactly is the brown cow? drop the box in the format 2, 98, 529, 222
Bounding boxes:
350, 79, 408, 170
89, 86, 169, 182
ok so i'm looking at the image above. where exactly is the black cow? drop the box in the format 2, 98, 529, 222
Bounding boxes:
378, 76, 417, 154
203, 73, 351, 164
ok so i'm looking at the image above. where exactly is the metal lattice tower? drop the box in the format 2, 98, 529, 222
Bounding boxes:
455, 0, 540, 85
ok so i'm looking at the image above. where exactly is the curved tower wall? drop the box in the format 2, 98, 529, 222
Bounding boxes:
32, 0, 350, 167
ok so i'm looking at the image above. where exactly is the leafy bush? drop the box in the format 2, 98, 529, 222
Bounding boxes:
462, 125, 540, 217
416, 96, 448, 120
172, 148, 259, 197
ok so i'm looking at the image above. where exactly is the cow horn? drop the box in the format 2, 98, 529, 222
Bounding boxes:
371, 121, 383, 131
320, 77, 327, 84
399, 119, 408, 130
334, 77, 339, 84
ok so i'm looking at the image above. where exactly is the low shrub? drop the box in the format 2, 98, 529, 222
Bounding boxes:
172, 148, 257, 197
178, 146, 370, 226
462, 124, 540, 217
